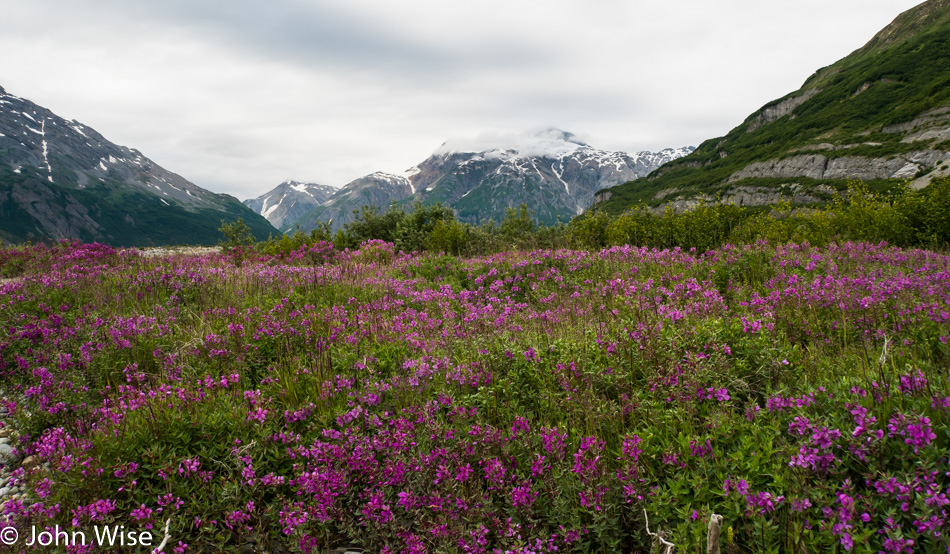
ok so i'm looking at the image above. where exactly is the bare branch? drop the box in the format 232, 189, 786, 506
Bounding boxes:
643, 508, 676, 554
152, 518, 172, 553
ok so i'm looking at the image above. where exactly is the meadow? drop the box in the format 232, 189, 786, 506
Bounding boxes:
0, 236, 948, 553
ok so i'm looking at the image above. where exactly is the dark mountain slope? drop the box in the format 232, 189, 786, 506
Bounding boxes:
0, 85, 275, 245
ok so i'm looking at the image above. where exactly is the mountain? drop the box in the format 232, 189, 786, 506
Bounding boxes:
293, 172, 415, 232
289, 129, 693, 231
0, 85, 276, 246
243, 180, 337, 229
592, 0, 950, 214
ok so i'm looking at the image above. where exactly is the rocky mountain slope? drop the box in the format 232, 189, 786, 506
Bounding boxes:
0, 85, 275, 246
288, 130, 692, 231
294, 172, 415, 232
593, 0, 950, 214
243, 180, 337, 229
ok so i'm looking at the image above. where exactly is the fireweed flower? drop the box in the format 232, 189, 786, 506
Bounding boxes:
455, 463, 472, 483
5, 241, 950, 551
848, 404, 877, 437
510, 416, 530, 437
887, 413, 936, 453
620, 435, 642, 461
897, 370, 928, 395
572, 437, 605, 481
540, 427, 567, 457
511, 482, 538, 508
689, 439, 714, 459
530, 455, 548, 477
129, 504, 154, 529
360, 492, 394, 525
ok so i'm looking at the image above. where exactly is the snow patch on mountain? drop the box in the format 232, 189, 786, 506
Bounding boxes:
243, 180, 338, 228
403, 166, 421, 193
368, 172, 410, 187
290, 183, 312, 195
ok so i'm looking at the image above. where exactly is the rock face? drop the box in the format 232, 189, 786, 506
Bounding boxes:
243, 180, 337, 230
653, 184, 828, 213
0, 389, 30, 513
0, 85, 275, 245
288, 130, 693, 230
727, 155, 830, 182
886, 107, 950, 134
727, 151, 949, 183
746, 89, 820, 133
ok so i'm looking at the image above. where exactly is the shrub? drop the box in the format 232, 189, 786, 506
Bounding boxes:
219, 218, 256, 249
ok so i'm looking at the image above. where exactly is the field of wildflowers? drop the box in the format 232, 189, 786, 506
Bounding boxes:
0, 238, 948, 553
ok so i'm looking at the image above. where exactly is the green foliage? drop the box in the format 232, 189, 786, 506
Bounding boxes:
343, 203, 406, 245
567, 210, 612, 250
428, 218, 470, 255
256, 225, 332, 257
896, 177, 950, 245
728, 206, 836, 246
578, 179, 950, 252
827, 183, 914, 244
218, 217, 256, 249
238, 177, 950, 260
394, 202, 456, 253
332, 202, 457, 251
500, 204, 537, 239
322, 202, 553, 256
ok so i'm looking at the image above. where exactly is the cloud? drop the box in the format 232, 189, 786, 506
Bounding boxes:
0, 0, 925, 199
435, 128, 590, 158
32, 0, 550, 79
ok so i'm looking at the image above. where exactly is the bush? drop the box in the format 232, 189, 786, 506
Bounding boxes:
219, 218, 256, 249
428, 219, 470, 255
568, 210, 611, 250
897, 177, 950, 246
827, 183, 914, 245
394, 203, 456, 254
501, 204, 537, 243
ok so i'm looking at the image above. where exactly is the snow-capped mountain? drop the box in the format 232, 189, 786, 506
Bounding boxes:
0, 84, 274, 245
243, 180, 337, 229
293, 172, 415, 232
410, 130, 692, 223
288, 129, 693, 231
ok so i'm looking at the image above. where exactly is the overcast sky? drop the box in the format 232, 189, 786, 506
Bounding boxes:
1, 0, 924, 199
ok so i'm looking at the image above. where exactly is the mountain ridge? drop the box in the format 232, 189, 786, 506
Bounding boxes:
274, 130, 692, 232
243, 180, 337, 229
0, 85, 276, 245
593, 0, 950, 215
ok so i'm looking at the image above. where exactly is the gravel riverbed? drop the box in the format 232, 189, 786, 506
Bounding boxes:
0, 392, 29, 512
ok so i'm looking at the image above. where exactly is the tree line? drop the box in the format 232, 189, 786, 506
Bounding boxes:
221, 178, 950, 256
